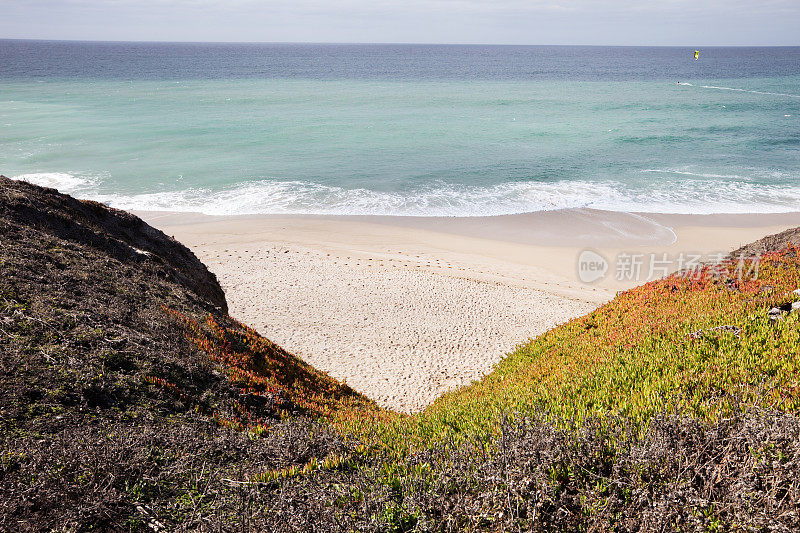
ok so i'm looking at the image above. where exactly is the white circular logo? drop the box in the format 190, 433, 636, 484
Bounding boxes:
577, 249, 608, 283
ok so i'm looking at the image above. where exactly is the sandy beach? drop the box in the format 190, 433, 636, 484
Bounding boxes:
139, 209, 800, 413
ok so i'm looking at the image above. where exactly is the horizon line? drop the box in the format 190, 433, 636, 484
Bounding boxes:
2, 38, 798, 48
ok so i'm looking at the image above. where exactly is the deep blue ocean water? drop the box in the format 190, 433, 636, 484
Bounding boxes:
2, 40, 799, 215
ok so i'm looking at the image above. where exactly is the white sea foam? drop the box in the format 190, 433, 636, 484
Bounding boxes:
11, 173, 800, 216
96, 180, 611, 217
12, 172, 93, 193
94, 178, 800, 216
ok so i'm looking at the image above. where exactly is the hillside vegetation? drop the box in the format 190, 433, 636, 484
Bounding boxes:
1, 176, 799, 531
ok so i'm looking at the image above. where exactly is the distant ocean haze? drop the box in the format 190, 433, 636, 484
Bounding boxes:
1, 41, 799, 215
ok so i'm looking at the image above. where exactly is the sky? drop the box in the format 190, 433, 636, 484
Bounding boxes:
1, 0, 799, 46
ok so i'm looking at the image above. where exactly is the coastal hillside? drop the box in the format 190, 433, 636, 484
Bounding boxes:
2, 176, 800, 531
729, 225, 800, 258
0, 177, 377, 530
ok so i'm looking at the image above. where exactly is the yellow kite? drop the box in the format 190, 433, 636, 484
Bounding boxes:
694, 50, 700, 60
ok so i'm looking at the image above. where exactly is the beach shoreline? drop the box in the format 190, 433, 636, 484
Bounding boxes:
138, 208, 800, 412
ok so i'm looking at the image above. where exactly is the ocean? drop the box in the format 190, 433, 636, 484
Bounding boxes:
1, 40, 799, 216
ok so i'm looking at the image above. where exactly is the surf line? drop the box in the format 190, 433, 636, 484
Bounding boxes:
677, 82, 800, 99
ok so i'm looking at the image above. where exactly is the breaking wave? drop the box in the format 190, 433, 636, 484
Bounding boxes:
11, 171, 800, 217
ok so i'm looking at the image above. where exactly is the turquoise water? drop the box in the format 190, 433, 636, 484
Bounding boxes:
2, 42, 799, 215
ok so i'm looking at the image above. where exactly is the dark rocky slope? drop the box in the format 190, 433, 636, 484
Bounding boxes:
0, 177, 358, 531
0, 175, 227, 313
729, 225, 800, 258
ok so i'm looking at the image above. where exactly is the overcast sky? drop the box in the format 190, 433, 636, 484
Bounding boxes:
1, 0, 798, 46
